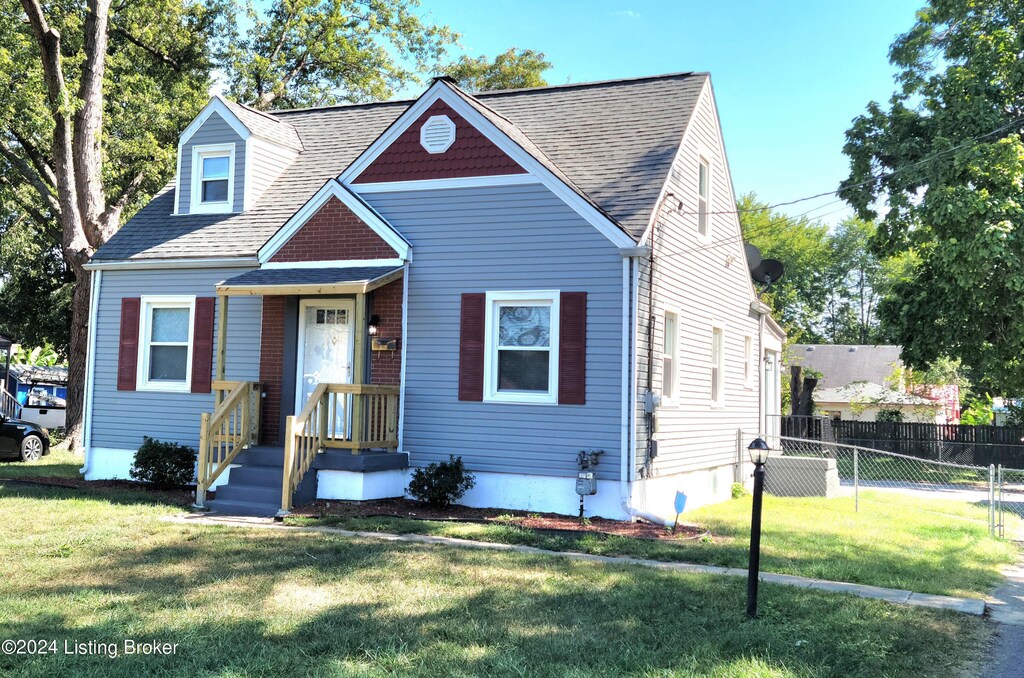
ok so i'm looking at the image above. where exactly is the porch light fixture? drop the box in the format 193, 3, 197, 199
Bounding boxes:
746, 437, 771, 619
368, 314, 381, 336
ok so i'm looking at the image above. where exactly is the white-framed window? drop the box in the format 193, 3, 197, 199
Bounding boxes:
711, 325, 724, 405
697, 157, 710, 237
138, 296, 195, 392
190, 143, 235, 214
662, 311, 678, 401
483, 290, 560, 405
744, 335, 755, 387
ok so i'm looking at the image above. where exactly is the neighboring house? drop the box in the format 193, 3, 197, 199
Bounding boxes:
814, 382, 943, 424
7, 364, 68, 429
81, 72, 785, 521
786, 344, 955, 423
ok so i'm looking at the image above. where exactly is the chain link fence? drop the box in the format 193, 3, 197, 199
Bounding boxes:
757, 435, 1024, 538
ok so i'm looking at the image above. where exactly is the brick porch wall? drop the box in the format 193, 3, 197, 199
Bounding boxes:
370, 279, 403, 386
259, 296, 286, 445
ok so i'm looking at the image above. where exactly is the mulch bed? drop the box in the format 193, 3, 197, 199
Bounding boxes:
291, 497, 707, 541
9, 476, 197, 506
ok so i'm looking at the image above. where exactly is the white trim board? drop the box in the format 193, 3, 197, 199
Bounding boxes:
83, 257, 258, 271
352, 174, 540, 193
258, 180, 411, 263
261, 258, 406, 270
338, 81, 636, 249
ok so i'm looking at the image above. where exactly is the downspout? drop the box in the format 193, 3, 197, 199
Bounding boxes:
80, 268, 102, 477
751, 299, 772, 438
619, 254, 667, 526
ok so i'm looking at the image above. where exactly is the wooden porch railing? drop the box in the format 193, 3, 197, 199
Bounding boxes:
280, 383, 400, 514
0, 385, 21, 420
195, 380, 261, 507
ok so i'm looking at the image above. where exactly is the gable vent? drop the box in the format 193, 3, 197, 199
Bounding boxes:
420, 115, 456, 154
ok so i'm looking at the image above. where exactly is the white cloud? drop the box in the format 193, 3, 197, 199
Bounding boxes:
609, 10, 641, 19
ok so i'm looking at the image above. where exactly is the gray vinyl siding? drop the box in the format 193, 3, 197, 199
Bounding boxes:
636, 80, 763, 477
247, 139, 297, 208
362, 184, 625, 481
177, 113, 246, 214
90, 267, 261, 450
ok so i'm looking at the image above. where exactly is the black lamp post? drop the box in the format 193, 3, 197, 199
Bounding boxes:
746, 437, 771, 619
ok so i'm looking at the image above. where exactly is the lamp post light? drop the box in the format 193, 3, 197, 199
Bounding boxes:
746, 437, 771, 619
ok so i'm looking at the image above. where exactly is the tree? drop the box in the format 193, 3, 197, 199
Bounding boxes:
2, 0, 536, 449
222, 0, 456, 109
840, 0, 1024, 392
823, 218, 918, 344
440, 47, 551, 91
738, 193, 833, 342
2, 0, 225, 447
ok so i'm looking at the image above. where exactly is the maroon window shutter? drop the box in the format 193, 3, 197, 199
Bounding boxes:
458, 293, 485, 401
558, 292, 587, 405
191, 297, 216, 394
117, 298, 141, 391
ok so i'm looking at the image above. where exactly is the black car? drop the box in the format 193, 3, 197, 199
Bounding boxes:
0, 414, 50, 462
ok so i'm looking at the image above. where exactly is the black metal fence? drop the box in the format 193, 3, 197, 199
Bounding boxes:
770, 416, 1024, 468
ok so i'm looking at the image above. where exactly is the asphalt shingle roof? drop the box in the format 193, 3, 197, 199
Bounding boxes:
785, 344, 905, 390
220, 97, 303, 151
222, 266, 402, 288
95, 72, 707, 261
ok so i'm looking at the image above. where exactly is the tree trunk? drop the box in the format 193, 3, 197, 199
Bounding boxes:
65, 267, 91, 450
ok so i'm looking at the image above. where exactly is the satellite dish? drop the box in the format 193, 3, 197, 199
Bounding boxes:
751, 259, 785, 286
744, 243, 762, 271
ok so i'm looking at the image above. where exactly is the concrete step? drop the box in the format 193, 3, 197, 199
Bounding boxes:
205, 498, 279, 517
229, 465, 284, 487
216, 483, 280, 506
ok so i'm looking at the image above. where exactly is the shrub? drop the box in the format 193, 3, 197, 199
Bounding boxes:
407, 455, 476, 507
731, 482, 750, 499
130, 437, 197, 489
876, 409, 904, 423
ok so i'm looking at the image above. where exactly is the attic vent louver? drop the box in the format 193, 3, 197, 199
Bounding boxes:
420, 115, 456, 154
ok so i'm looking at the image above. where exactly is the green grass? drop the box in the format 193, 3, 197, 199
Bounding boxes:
0, 481, 990, 677
288, 491, 1021, 599
0, 443, 82, 479
836, 455, 988, 485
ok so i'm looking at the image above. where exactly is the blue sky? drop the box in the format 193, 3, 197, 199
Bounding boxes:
412, 0, 924, 224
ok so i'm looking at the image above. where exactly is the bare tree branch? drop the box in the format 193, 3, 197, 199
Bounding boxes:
0, 174, 58, 241
0, 141, 61, 215
10, 130, 57, 188
73, 0, 112, 243
111, 26, 181, 71
20, 0, 88, 260
100, 169, 147, 226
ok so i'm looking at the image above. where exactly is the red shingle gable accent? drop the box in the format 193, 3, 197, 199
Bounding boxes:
270, 196, 398, 262
353, 100, 526, 183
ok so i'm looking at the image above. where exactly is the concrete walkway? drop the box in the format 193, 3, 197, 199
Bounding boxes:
166, 513, 986, 617
976, 558, 1024, 678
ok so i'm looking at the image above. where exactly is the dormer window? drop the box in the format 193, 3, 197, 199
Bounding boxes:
190, 144, 235, 214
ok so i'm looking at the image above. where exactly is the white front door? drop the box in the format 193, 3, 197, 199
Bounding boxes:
295, 299, 355, 416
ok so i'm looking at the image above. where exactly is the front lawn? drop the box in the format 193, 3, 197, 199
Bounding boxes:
288, 491, 1021, 598
0, 443, 81, 479
0, 481, 989, 677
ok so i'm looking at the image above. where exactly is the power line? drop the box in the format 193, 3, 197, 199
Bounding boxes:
667, 116, 1024, 218
651, 115, 1024, 260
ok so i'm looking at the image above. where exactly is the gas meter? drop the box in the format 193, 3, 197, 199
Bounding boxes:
575, 450, 604, 518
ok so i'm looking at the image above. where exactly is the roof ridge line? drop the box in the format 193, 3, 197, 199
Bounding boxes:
266, 71, 706, 116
